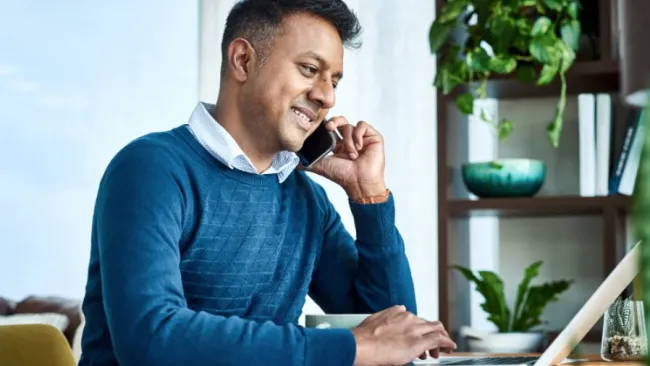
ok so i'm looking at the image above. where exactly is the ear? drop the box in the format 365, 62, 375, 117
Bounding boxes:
226, 38, 257, 83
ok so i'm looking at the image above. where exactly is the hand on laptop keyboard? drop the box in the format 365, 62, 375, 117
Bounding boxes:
351, 305, 457, 366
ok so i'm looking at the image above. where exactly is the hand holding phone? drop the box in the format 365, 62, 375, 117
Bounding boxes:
297, 116, 387, 202
296, 120, 340, 169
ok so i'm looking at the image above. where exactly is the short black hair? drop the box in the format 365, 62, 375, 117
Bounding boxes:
220, 0, 362, 76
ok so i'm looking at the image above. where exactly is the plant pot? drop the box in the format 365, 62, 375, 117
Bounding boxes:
461, 327, 545, 353
601, 298, 648, 361
461, 159, 546, 198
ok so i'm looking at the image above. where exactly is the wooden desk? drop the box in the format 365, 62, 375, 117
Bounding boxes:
446, 353, 645, 365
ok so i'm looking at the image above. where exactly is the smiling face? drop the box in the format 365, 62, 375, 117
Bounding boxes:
239, 12, 344, 152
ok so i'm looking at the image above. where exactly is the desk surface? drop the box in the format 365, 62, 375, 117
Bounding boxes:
446, 353, 644, 365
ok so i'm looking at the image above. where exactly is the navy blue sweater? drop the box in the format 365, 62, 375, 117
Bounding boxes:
79, 125, 416, 366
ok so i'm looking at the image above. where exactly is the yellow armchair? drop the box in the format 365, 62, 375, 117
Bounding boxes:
0, 324, 76, 366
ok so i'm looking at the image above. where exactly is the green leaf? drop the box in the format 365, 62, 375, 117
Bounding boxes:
452, 265, 481, 283
489, 16, 516, 54
567, 1, 580, 19
513, 36, 530, 53
518, 0, 537, 5
469, 47, 491, 73
511, 261, 542, 330
438, 0, 469, 24
434, 67, 459, 94
530, 35, 561, 64
512, 280, 572, 332
434, 53, 468, 94
478, 271, 511, 332
429, 20, 455, 54
455, 92, 475, 115
452, 265, 511, 332
516, 18, 532, 34
498, 119, 514, 140
537, 63, 559, 85
490, 56, 517, 74
559, 42, 576, 73
531, 16, 553, 36
542, 0, 563, 10
516, 64, 536, 83
560, 20, 581, 51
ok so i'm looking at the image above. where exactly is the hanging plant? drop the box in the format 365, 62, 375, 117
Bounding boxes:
429, 0, 582, 147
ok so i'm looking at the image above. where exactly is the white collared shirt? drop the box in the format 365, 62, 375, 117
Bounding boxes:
186, 102, 299, 183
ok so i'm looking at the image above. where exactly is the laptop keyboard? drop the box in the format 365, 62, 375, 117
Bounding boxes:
436, 356, 539, 365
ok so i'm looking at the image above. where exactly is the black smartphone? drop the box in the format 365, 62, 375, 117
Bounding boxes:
297, 121, 339, 168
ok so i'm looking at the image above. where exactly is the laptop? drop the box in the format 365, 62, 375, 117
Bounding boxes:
413, 241, 642, 366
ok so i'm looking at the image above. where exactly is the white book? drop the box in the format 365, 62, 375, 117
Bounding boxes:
595, 94, 612, 196
578, 94, 596, 196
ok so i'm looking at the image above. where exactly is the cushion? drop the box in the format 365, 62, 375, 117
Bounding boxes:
0, 313, 69, 332
14, 296, 82, 345
0, 323, 76, 366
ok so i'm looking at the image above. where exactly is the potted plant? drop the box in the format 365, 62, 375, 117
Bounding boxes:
453, 260, 573, 353
429, 0, 582, 198
429, 0, 582, 148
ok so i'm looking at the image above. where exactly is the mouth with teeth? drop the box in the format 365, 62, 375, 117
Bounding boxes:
291, 107, 315, 131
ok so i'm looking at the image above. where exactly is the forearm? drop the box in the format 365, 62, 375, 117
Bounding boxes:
308, 183, 416, 316
106, 300, 355, 366
349, 194, 417, 314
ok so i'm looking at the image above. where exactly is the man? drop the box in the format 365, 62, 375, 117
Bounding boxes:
79, 0, 455, 365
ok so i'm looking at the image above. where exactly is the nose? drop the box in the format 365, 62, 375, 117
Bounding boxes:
308, 78, 336, 110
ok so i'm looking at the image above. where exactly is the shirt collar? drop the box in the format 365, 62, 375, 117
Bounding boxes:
186, 102, 299, 183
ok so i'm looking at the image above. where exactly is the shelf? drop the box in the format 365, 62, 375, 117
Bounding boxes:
443, 60, 620, 101
447, 195, 631, 218
488, 60, 620, 99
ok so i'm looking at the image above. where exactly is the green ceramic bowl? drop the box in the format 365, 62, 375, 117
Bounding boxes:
461, 159, 546, 198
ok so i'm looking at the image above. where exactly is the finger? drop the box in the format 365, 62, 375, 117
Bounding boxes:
430, 321, 449, 338
393, 310, 419, 324
418, 352, 428, 360
430, 348, 440, 359
382, 304, 407, 317
353, 121, 369, 150
336, 123, 357, 159
364, 305, 404, 323
418, 333, 457, 353
413, 323, 457, 350
326, 116, 349, 129
412, 321, 446, 336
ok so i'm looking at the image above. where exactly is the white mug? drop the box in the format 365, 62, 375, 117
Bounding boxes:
304, 314, 370, 330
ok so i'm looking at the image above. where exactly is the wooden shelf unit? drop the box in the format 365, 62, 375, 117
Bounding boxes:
448, 195, 631, 218
435, 0, 627, 342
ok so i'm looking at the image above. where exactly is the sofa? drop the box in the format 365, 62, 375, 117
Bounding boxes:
0, 296, 85, 365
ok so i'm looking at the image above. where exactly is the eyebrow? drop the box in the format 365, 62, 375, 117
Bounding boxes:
301, 51, 343, 80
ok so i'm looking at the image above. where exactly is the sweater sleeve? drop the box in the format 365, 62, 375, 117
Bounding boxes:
308, 185, 417, 315
94, 140, 356, 366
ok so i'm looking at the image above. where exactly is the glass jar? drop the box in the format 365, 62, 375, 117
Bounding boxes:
601, 297, 648, 361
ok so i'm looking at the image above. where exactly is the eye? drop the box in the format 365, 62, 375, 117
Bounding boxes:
301, 64, 318, 75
